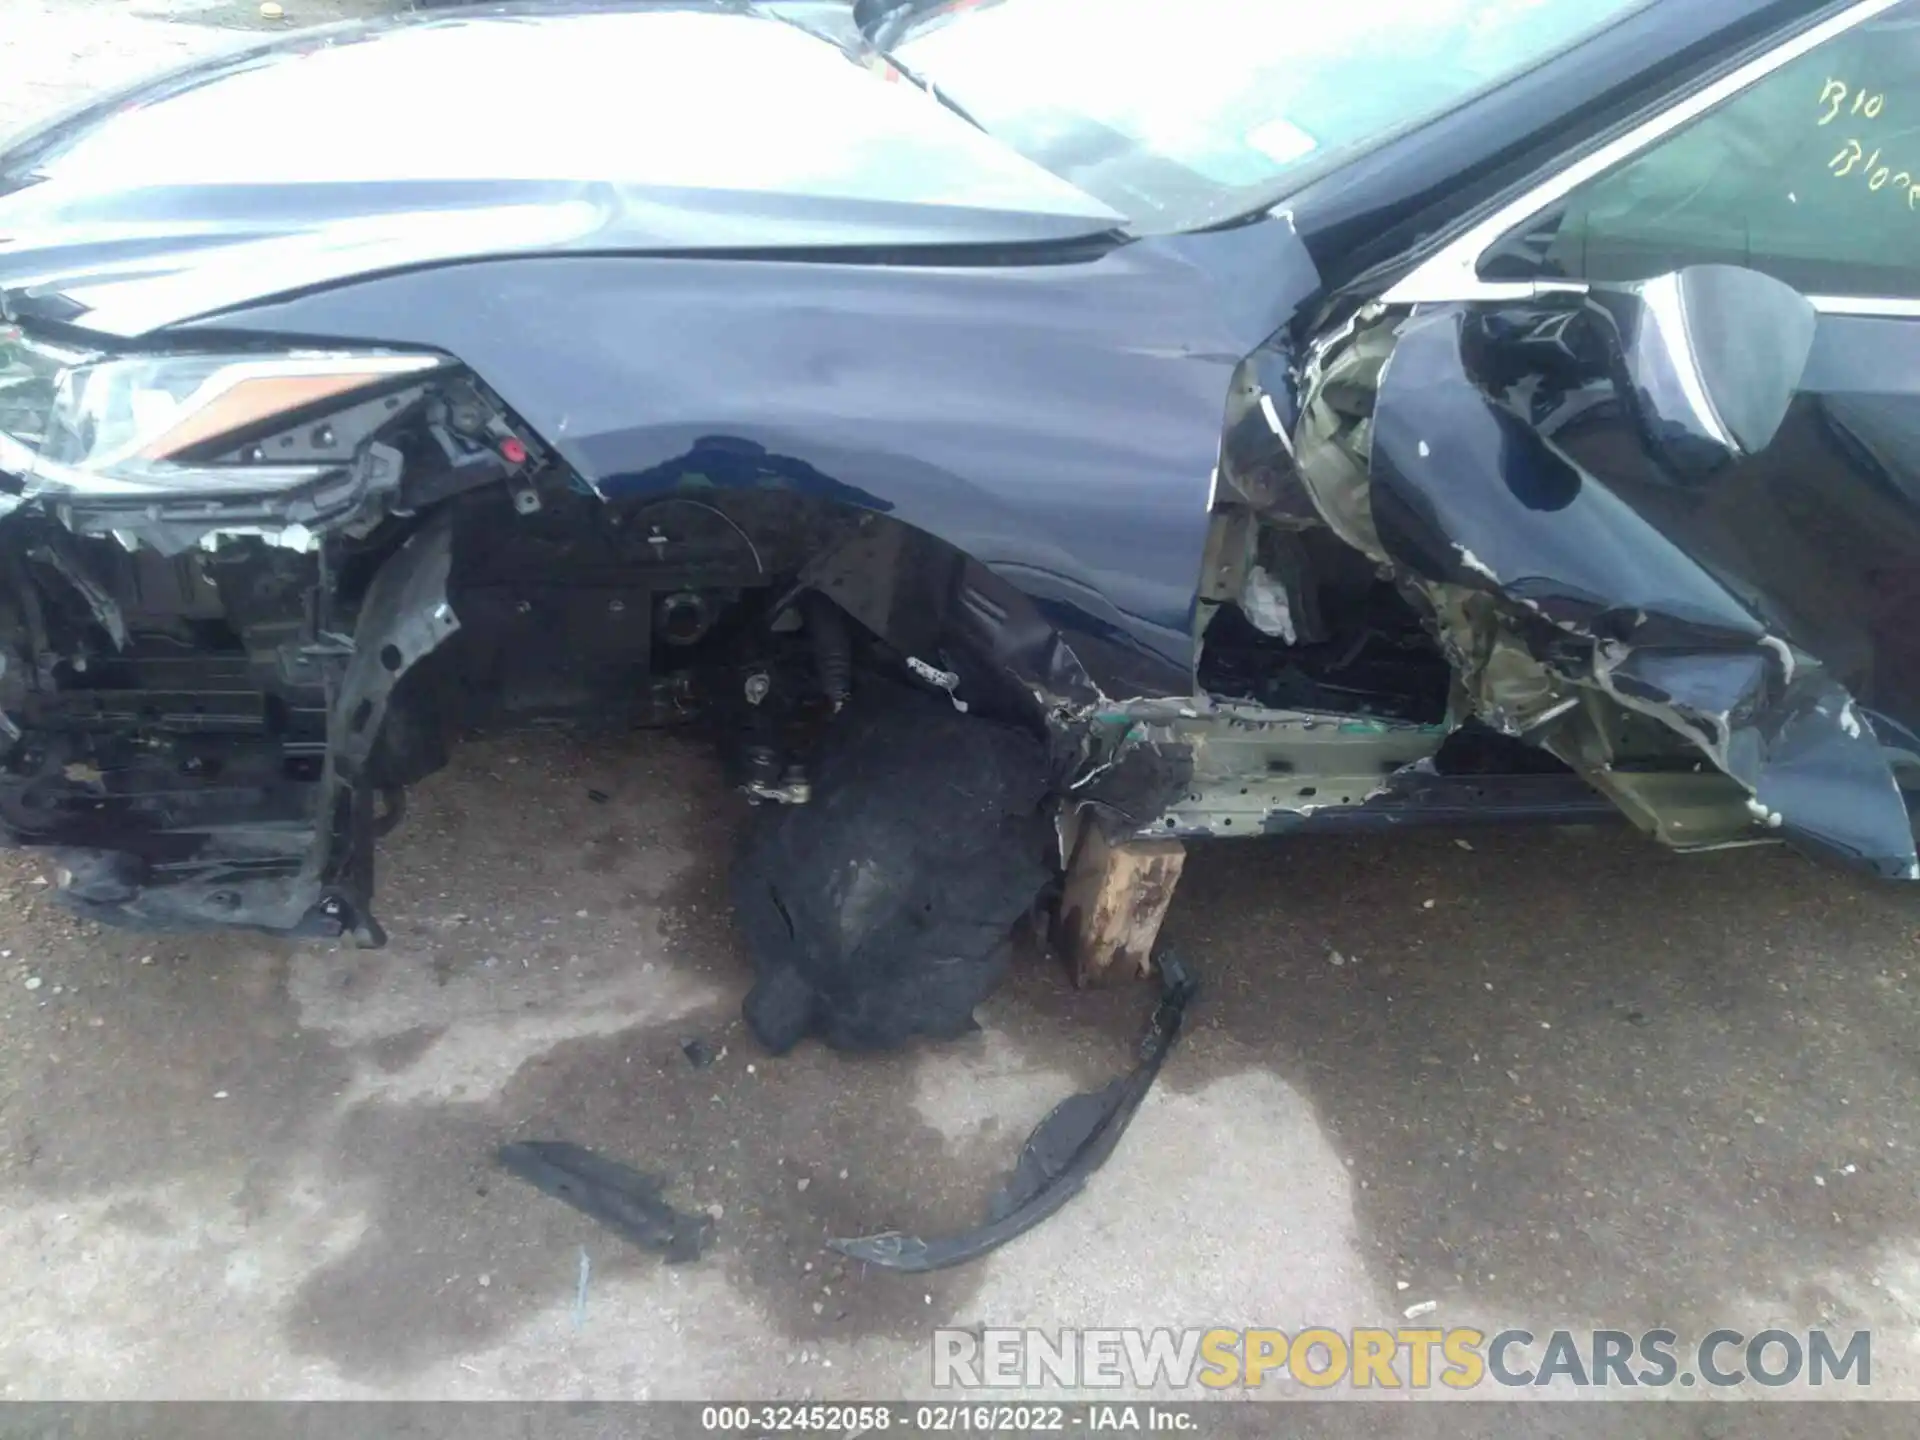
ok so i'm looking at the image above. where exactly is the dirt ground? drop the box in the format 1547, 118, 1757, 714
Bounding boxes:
5, 1, 1920, 1428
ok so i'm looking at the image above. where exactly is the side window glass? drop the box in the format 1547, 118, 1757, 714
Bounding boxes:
1481, 1, 1920, 297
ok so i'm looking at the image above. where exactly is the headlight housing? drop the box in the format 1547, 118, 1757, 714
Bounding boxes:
0, 328, 442, 499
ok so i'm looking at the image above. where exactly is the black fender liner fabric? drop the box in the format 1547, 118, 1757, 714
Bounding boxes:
732, 678, 1055, 1053
496, 1141, 714, 1262
829, 953, 1199, 1272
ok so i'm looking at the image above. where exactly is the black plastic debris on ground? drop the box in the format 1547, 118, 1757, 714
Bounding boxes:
830, 953, 1199, 1272
731, 678, 1054, 1053
497, 1140, 713, 1262
681, 1035, 718, 1069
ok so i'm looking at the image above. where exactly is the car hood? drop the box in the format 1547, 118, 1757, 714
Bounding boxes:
0, 0, 1126, 338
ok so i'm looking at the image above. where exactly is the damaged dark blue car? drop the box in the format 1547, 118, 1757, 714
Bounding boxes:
2, 0, 1919, 1044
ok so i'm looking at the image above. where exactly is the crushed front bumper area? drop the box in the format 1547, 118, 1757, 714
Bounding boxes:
0, 330, 535, 942
0, 511, 461, 943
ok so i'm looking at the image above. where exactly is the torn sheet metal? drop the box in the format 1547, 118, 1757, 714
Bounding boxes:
829, 953, 1197, 1274
1113, 697, 1444, 839
1361, 302, 1918, 878
498, 1140, 713, 1262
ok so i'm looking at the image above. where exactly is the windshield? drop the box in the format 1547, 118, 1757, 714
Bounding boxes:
888, 0, 1654, 233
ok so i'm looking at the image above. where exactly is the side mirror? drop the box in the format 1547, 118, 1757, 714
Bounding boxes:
1591, 265, 1817, 477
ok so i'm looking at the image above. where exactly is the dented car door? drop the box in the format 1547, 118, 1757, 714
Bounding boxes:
1321, 0, 1920, 876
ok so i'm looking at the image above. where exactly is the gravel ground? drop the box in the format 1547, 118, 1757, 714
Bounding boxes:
3, 3, 1920, 1430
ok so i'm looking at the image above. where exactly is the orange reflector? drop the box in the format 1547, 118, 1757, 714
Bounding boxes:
141, 372, 398, 460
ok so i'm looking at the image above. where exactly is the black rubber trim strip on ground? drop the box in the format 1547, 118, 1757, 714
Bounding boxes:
497, 1140, 715, 1262
828, 953, 1199, 1273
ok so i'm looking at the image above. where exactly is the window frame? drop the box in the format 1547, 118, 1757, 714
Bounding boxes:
1380, 0, 1920, 318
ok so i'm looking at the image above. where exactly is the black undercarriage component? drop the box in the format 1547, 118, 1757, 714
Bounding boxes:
438, 489, 768, 727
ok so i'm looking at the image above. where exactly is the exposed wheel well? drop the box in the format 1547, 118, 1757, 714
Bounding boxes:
0, 400, 1110, 940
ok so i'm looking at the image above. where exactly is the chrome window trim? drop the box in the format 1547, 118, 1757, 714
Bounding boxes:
1381, 0, 1911, 310
1806, 295, 1920, 317
1399, 288, 1920, 318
